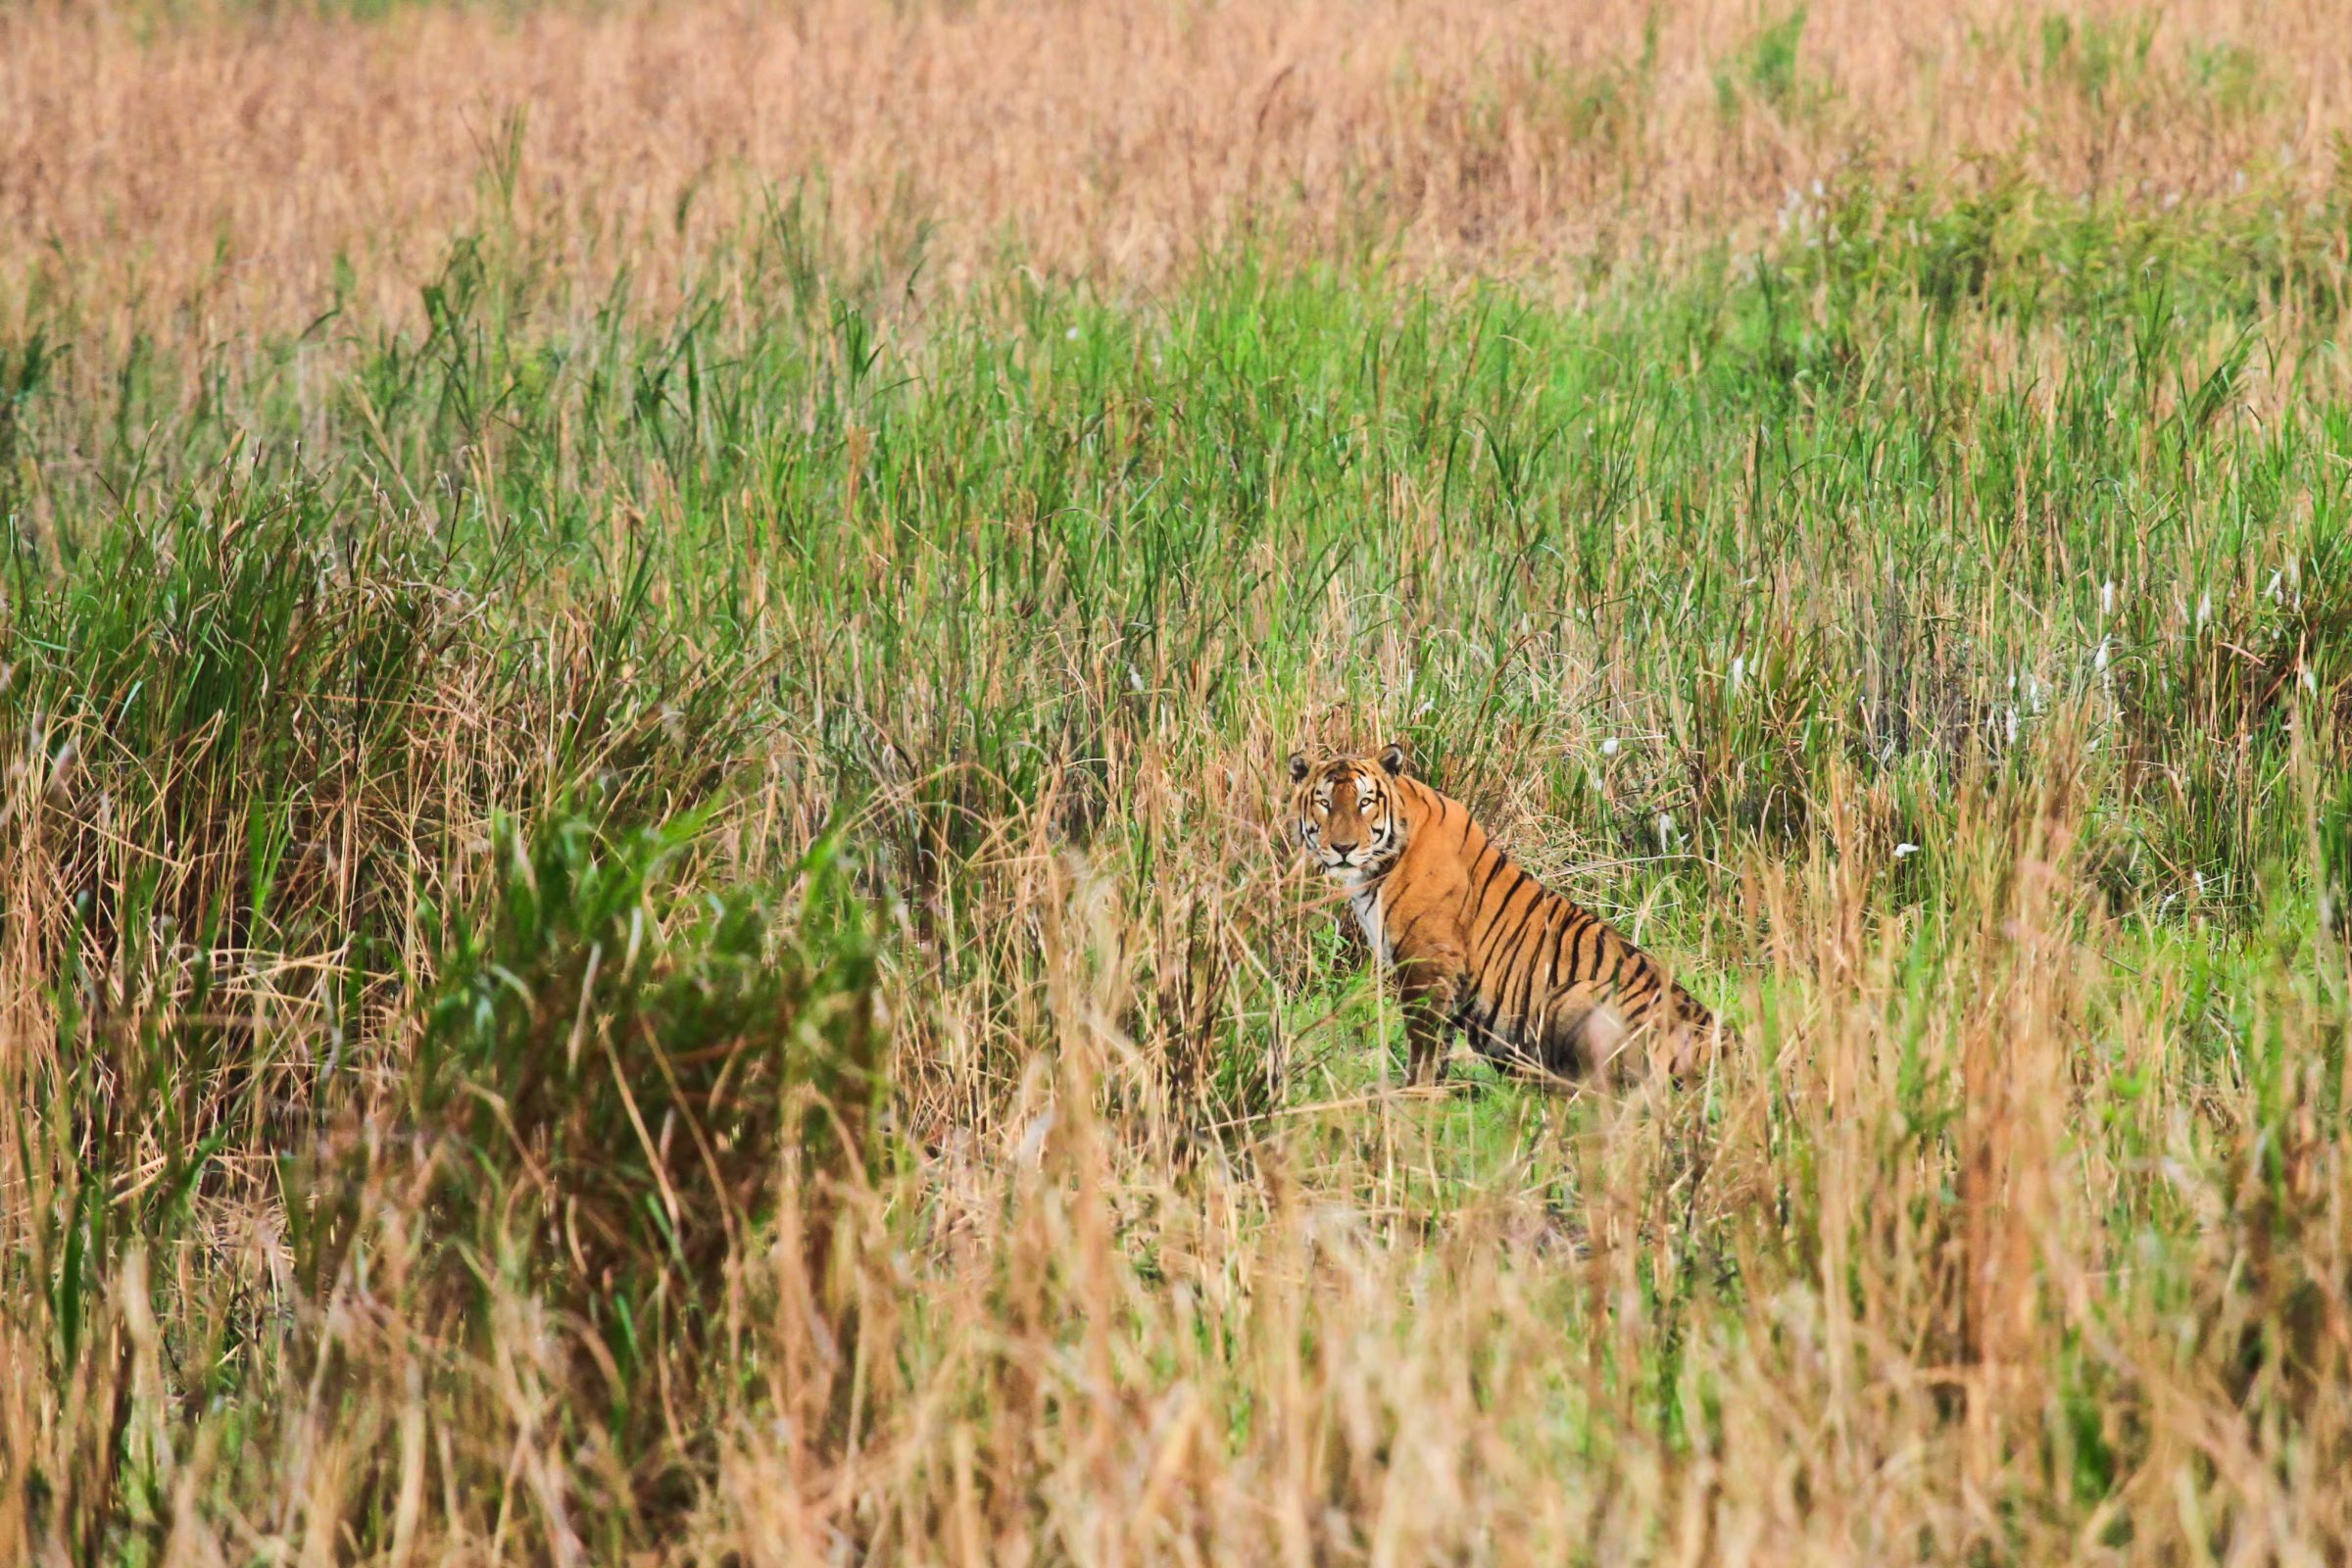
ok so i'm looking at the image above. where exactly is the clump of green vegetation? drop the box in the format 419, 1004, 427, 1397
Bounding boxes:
1716, 7, 1823, 119
2038, 10, 2158, 108
2185, 35, 2273, 117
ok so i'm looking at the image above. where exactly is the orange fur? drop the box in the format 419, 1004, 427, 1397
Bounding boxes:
1289, 746, 1722, 1087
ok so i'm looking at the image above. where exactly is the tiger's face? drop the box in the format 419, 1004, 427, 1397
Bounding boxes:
1288, 745, 1409, 878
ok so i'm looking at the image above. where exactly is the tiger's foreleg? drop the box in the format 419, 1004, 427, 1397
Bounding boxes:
1396, 955, 1465, 1088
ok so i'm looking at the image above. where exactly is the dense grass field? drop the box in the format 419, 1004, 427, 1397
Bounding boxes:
6, 1, 2352, 1561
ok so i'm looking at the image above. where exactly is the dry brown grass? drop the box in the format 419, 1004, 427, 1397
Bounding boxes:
7, 3, 2352, 1564
5, 0, 2346, 359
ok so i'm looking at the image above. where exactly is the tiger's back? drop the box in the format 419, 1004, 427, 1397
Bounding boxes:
1291, 746, 1721, 1086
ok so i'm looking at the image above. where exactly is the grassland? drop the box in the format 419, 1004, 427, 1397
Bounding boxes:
5, 1, 2352, 1562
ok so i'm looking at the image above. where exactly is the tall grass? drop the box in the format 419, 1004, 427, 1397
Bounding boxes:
6, 2, 2352, 1563
4, 0, 2342, 366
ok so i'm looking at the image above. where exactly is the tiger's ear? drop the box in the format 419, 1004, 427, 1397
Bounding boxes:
1287, 751, 1310, 784
1377, 743, 1408, 777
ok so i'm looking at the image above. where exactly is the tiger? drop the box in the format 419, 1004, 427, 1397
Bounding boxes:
1288, 743, 1725, 1088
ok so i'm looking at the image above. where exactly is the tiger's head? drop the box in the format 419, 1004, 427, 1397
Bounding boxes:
1287, 745, 1411, 878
